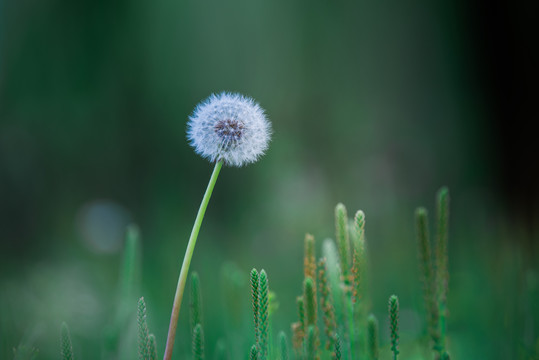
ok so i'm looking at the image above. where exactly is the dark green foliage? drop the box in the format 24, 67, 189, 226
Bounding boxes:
416, 188, 451, 358
318, 258, 337, 351
304, 277, 317, 328
367, 314, 379, 360
416, 208, 433, 309
137, 297, 152, 360
436, 187, 450, 305
190, 272, 203, 333
435, 187, 450, 303
388, 295, 400, 360
259, 270, 269, 360
148, 334, 158, 360
304, 234, 317, 281
321, 238, 345, 349
294, 295, 306, 354
350, 210, 368, 359
242, 195, 455, 360
60, 322, 74, 360
333, 333, 341, 360
353, 210, 365, 238
415, 207, 441, 352
292, 296, 305, 357
351, 210, 366, 305
297, 296, 305, 331
304, 325, 317, 360
250, 269, 260, 348
278, 331, 289, 360
322, 234, 352, 360
303, 277, 319, 358
192, 324, 205, 360
436, 187, 450, 356
37, 190, 463, 360
335, 203, 351, 282
250, 344, 258, 360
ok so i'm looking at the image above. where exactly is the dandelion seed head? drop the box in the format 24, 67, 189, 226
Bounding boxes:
187, 92, 271, 167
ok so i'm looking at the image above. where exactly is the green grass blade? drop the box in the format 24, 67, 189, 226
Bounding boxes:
335, 204, 351, 283
250, 268, 260, 348
388, 295, 400, 360
436, 187, 450, 355
367, 314, 379, 360
259, 270, 269, 360
279, 331, 289, 360
190, 272, 203, 334
60, 322, 74, 360
137, 297, 150, 360
318, 257, 337, 351
250, 344, 258, 360
148, 334, 158, 360
192, 323, 205, 360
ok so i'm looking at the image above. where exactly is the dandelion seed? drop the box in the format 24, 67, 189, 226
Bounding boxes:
187, 92, 272, 167
164, 93, 271, 360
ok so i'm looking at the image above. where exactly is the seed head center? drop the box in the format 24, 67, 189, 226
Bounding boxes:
214, 119, 245, 146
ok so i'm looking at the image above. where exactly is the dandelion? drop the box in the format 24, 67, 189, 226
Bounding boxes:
164, 92, 271, 360
187, 92, 271, 167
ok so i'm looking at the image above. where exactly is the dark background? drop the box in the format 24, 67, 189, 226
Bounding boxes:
471, 0, 538, 240
1, 0, 538, 358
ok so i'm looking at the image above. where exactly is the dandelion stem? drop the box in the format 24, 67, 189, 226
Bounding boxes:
163, 160, 223, 360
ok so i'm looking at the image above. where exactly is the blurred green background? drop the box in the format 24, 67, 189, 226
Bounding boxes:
1, 0, 537, 359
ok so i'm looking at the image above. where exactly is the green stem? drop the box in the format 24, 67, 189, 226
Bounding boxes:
347, 293, 355, 359
439, 303, 446, 354
163, 160, 223, 360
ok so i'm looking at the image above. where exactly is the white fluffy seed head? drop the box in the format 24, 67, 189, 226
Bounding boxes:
187, 92, 272, 167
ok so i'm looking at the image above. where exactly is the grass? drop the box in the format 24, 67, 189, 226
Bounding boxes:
3, 187, 538, 359
85, 187, 448, 359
